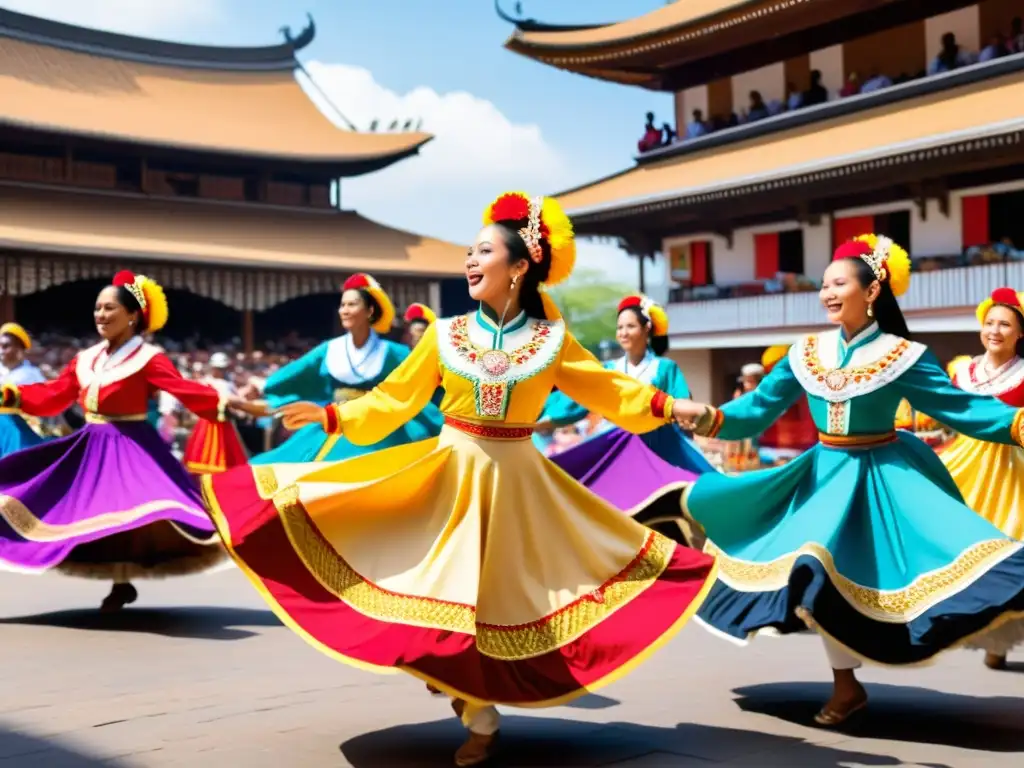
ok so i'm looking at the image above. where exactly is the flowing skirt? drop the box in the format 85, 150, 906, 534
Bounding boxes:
183, 418, 249, 474
0, 411, 46, 458
202, 421, 717, 707
681, 432, 1024, 664
0, 421, 224, 579
549, 425, 713, 546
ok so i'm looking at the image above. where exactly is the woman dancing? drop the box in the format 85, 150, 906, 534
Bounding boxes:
0, 271, 247, 611
403, 303, 436, 349
672, 235, 1024, 726
537, 294, 714, 543
202, 192, 717, 767
182, 352, 249, 475
247, 274, 442, 464
0, 323, 50, 457
941, 287, 1024, 670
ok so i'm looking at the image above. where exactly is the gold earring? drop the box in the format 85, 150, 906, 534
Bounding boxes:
510, 274, 519, 290
867, 303, 874, 318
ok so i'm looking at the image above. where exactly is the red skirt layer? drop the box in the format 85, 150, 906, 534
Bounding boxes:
184, 419, 248, 474
202, 463, 716, 707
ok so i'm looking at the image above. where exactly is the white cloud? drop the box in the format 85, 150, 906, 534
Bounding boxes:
301, 62, 661, 290
4, 0, 223, 37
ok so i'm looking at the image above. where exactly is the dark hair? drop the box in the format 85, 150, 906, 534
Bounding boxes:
491, 219, 553, 320
342, 287, 381, 325
939, 33, 959, 71
846, 257, 911, 339
0, 332, 25, 350
112, 286, 148, 333
618, 306, 669, 355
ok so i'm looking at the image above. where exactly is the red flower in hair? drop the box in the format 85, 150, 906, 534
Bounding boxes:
832, 240, 874, 261
343, 273, 370, 292
617, 296, 643, 313
488, 194, 531, 223
113, 270, 137, 287
991, 287, 1022, 308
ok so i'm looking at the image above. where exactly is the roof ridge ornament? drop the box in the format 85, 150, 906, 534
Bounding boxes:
279, 13, 316, 52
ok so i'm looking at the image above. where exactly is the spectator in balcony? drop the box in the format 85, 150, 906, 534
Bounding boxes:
859, 68, 892, 94
839, 72, 860, 97
1010, 17, 1024, 53
685, 109, 708, 139
802, 69, 829, 106
785, 81, 803, 111
979, 33, 1010, 63
661, 121, 677, 145
928, 32, 974, 75
745, 90, 769, 122
638, 111, 664, 153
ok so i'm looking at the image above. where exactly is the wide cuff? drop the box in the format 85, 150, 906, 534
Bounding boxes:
650, 390, 675, 422
694, 406, 724, 438
323, 404, 341, 434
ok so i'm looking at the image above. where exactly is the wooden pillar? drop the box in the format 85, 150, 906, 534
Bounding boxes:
0, 294, 13, 324
242, 309, 254, 355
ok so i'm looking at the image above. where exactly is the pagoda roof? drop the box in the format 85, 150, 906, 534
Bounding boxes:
503, 0, 977, 91
556, 73, 1024, 226
0, 185, 467, 277
0, 9, 430, 172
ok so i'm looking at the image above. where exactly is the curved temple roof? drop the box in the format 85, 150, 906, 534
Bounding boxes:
0, 9, 431, 169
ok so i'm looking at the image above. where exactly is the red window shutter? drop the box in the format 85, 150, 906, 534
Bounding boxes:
961, 195, 990, 248
691, 241, 708, 285
754, 232, 780, 279
833, 215, 875, 249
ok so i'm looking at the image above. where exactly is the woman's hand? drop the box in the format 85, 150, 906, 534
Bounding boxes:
277, 401, 327, 431
671, 398, 707, 429
227, 397, 269, 417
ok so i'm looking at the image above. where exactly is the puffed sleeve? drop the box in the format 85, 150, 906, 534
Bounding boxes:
263, 342, 332, 408
896, 350, 1023, 446
552, 332, 674, 434
1, 358, 81, 417
702, 355, 805, 440
144, 354, 226, 422
325, 323, 442, 445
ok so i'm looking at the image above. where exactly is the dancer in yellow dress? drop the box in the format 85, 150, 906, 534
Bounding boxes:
202, 192, 717, 767
941, 287, 1024, 670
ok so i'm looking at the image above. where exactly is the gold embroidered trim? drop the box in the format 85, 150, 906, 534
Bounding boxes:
705, 538, 1021, 622
803, 334, 912, 392
253, 466, 280, 499
0, 495, 209, 542
270, 483, 676, 661
826, 400, 848, 434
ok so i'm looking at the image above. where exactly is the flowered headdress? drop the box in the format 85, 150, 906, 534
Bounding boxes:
832, 234, 912, 297
761, 344, 790, 373
0, 322, 31, 350
403, 303, 436, 326
975, 286, 1024, 326
112, 271, 169, 333
343, 273, 394, 334
483, 191, 576, 289
618, 294, 669, 336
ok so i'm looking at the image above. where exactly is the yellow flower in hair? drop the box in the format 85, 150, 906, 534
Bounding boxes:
138, 276, 170, 333
853, 233, 912, 297
482, 191, 577, 287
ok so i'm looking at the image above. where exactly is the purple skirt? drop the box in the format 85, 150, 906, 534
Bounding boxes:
0, 421, 223, 577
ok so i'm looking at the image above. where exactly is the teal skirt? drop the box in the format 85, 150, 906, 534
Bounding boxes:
685, 431, 1024, 664
0, 413, 46, 458
251, 407, 444, 465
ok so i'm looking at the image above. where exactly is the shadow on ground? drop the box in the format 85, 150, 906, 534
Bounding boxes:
0, 606, 279, 641
734, 680, 1024, 751
0, 723, 129, 766
340, 717, 919, 767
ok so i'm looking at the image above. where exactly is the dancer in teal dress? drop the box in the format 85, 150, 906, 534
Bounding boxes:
673, 234, 1024, 726
250, 274, 442, 464
0, 324, 50, 456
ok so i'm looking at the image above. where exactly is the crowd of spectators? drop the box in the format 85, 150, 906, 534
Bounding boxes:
640, 22, 1024, 154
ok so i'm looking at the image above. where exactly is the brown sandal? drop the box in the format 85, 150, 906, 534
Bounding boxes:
454, 730, 499, 766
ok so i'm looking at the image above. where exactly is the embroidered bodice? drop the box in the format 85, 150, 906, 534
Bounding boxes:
325, 309, 676, 444
1, 338, 224, 421
951, 355, 1024, 407
712, 323, 1024, 448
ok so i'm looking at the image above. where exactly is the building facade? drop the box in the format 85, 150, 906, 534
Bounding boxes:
505, 0, 1024, 402
0, 9, 469, 349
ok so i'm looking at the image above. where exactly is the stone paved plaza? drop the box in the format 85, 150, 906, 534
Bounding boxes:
0, 569, 1020, 767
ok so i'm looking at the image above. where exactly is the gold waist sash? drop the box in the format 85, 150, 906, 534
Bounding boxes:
444, 416, 534, 441
85, 412, 148, 424
818, 431, 897, 449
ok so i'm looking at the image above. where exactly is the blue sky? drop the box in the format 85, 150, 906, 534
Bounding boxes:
15, 0, 673, 293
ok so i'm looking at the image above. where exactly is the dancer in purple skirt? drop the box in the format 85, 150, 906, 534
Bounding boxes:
0, 271, 249, 611
537, 294, 716, 545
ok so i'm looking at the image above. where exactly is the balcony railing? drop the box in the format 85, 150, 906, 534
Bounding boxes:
667, 262, 1024, 334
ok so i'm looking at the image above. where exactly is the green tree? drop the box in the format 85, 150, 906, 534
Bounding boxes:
549, 268, 633, 354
